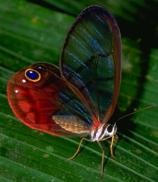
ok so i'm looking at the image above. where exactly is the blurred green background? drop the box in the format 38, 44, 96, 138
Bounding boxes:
0, 0, 158, 181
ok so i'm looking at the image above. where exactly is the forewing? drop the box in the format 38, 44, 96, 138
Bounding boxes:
60, 6, 121, 124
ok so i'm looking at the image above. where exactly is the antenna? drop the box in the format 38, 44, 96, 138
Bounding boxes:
116, 105, 156, 122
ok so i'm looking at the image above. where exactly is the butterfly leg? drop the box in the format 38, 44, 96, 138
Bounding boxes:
97, 141, 105, 176
109, 135, 115, 158
100, 135, 117, 158
110, 134, 118, 158
68, 137, 88, 160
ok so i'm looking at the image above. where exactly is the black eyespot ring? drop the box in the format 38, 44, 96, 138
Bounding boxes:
25, 68, 41, 82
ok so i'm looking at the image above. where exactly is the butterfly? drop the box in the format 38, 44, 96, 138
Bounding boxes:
7, 5, 121, 174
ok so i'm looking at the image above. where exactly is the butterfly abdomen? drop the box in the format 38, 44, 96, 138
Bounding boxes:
53, 115, 89, 135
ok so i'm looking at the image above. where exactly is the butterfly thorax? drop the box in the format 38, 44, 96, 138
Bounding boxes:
90, 123, 117, 142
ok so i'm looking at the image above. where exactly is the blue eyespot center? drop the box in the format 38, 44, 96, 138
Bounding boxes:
25, 69, 41, 82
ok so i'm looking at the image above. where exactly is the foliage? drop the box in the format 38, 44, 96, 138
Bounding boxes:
0, 0, 158, 181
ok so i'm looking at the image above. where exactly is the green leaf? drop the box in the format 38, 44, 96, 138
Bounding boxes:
0, 0, 158, 181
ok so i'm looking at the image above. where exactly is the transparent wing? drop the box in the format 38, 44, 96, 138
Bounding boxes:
60, 6, 121, 124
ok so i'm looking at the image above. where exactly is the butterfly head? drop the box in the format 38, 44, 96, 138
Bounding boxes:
90, 123, 117, 142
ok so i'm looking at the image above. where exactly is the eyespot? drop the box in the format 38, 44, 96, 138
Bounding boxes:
25, 69, 41, 82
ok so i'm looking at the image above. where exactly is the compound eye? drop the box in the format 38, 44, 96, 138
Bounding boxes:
25, 69, 41, 82
105, 124, 117, 137
107, 124, 113, 133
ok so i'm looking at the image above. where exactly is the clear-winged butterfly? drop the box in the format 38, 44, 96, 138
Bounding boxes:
7, 5, 121, 175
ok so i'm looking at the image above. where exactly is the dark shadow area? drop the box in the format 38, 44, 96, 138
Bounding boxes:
115, 0, 158, 135
118, 0, 158, 49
